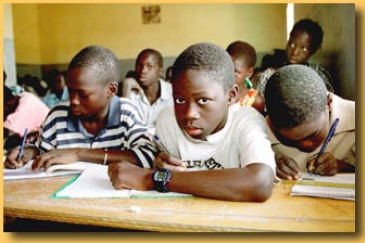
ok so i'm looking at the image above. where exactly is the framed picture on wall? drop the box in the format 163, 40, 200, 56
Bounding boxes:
142, 5, 161, 24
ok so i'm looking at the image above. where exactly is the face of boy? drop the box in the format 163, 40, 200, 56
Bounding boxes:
286, 29, 313, 64
172, 69, 234, 140
66, 67, 112, 119
231, 57, 253, 88
135, 53, 162, 88
269, 111, 330, 153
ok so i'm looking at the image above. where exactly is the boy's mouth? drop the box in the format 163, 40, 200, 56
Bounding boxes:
184, 126, 203, 137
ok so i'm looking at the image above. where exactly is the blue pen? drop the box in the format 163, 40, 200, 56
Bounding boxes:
153, 135, 168, 153
309, 118, 339, 173
17, 128, 28, 161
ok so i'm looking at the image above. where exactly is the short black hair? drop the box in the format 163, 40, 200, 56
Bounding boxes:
68, 45, 121, 85
172, 42, 235, 92
291, 18, 324, 54
265, 64, 327, 128
226, 40, 257, 68
136, 48, 163, 67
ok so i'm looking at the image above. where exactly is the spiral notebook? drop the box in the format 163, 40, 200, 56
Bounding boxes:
290, 172, 355, 201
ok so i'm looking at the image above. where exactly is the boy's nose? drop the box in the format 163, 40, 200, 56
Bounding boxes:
70, 94, 80, 105
185, 103, 200, 119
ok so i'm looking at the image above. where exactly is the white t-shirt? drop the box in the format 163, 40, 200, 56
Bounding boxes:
129, 79, 173, 132
155, 104, 278, 178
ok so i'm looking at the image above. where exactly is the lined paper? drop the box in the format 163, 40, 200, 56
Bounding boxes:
290, 172, 355, 201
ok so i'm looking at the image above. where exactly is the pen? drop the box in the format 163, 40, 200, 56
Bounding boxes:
153, 135, 168, 153
308, 118, 339, 173
17, 128, 28, 161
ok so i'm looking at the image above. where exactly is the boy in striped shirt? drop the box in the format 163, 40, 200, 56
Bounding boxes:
5, 45, 155, 170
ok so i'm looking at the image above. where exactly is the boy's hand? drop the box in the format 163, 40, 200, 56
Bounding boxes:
306, 152, 337, 176
31, 149, 79, 171
108, 161, 153, 191
153, 152, 187, 171
4, 146, 36, 169
276, 155, 302, 180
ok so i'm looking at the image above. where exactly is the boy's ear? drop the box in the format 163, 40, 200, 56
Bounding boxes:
159, 67, 164, 78
107, 82, 118, 97
227, 84, 239, 104
326, 92, 333, 111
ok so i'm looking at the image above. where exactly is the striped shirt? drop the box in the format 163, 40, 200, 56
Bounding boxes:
36, 96, 156, 168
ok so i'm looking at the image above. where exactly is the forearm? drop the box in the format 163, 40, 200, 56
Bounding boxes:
166, 164, 274, 202
76, 149, 139, 165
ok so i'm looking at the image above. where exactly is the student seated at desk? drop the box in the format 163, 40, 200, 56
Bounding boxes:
108, 42, 279, 202
122, 49, 173, 134
5, 45, 155, 170
264, 65, 355, 180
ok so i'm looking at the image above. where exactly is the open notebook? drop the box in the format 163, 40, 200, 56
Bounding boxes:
3, 161, 88, 180
290, 172, 355, 201
52, 163, 192, 199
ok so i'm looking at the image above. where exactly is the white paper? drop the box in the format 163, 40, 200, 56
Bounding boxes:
3, 160, 88, 180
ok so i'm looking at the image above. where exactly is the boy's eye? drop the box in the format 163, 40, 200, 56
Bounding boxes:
175, 98, 185, 104
198, 98, 210, 104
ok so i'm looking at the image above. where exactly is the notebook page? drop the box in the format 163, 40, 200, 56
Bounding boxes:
291, 173, 355, 201
54, 163, 131, 198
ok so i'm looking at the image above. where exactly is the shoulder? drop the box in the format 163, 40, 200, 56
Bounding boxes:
44, 101, 70, 121
230, 105, 267, 132
159, 79, 173, 99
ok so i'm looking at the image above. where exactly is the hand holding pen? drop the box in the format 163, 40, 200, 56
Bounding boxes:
4, 128, 28, 169
307, 118, 339, 174
153, 135, 187, 171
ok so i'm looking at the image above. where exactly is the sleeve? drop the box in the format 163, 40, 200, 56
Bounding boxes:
35, 103, 72, 152
120, 101, 156, 168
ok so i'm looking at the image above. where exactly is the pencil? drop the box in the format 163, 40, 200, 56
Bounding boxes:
17, 128, 28, 161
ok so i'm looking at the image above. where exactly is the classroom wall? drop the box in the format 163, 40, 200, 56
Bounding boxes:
12, 3, 287, 77
10, 3, 355, 100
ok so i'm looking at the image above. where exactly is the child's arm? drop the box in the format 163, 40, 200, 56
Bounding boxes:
109, 162, 275, 202
31, 148, 139, 171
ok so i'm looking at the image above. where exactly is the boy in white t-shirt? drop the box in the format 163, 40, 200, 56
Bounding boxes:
108, 42, 278, 202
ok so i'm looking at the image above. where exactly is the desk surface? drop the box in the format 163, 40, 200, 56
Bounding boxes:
3, 176, 355, 232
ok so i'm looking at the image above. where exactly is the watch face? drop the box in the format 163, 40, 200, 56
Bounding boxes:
155, 171, 166, 180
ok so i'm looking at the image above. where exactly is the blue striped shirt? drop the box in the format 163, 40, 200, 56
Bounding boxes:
36, 96, 155, 168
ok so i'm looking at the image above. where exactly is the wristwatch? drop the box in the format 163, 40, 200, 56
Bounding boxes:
153, 169, 171, 193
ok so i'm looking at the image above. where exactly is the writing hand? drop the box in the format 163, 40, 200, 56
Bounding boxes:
306, 152, 337, 176
153, 152, 187, 171
4, 146, 34, 169
275, 155, 301, 180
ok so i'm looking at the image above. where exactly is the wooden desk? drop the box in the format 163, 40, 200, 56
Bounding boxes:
3, 176, 355, 232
